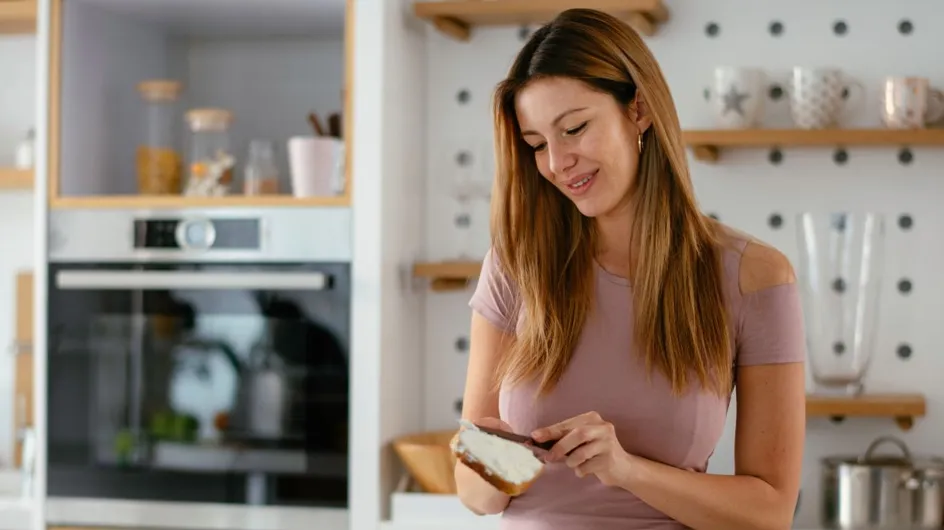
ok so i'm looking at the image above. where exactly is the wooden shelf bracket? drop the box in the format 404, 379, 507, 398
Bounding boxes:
683, 128, 944, 163
805, 393, 926, 432
412, 261, 482, 292
413, 0, 671, 42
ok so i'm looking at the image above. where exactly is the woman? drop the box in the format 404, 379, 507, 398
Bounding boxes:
455, 8, 806, 530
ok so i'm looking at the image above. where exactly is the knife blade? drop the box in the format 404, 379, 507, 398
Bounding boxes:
473, 424, 557, 452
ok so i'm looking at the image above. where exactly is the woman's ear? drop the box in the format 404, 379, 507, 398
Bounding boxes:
629, 91, 653, 135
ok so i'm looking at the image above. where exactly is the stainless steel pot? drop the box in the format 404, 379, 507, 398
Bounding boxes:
822, 435, 944, 529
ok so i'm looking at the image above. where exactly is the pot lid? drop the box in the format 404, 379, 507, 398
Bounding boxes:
823, 435, 944, 471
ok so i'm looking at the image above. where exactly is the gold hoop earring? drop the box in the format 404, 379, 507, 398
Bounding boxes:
637, 133, 643, 154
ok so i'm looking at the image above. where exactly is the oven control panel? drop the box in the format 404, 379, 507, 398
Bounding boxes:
133, 218, 261, 251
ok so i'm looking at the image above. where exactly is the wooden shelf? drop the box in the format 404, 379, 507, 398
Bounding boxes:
0, 168, 33, 190
806, 393, 926, 431
413, 0, 669, 41
413, 260, 482, 291
49, 194, 350, 210
0, 0, 36, 34
683, 128, 944, 162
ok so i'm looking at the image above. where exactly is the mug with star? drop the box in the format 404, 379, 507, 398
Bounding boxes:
706, 67, 767, 129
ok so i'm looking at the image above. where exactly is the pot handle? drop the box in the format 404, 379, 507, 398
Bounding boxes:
860, 435, 913, 463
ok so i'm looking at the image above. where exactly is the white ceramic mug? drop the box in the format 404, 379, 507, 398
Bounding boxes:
287, 136, 345, 197
880, 77, 944, 129
789, 68, 864, 129
708, 67, 767, 129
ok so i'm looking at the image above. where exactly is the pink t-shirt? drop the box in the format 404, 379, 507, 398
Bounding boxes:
468, 234, 806, 530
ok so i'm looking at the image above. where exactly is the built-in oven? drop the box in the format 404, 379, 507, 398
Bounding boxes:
45, 208, 352, 509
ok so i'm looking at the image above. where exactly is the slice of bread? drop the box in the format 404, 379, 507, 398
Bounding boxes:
452, 427, 544, 496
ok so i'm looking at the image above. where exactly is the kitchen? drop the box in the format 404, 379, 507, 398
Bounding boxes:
2, 0, 944, 530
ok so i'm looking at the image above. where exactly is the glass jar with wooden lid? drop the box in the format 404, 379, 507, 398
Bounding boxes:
136, 80, 183, 195
184, 108, 234, 197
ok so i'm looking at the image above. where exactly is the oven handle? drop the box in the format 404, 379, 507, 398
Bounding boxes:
55, 270, 331, 291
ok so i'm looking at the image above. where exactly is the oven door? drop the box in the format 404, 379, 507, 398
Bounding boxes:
46, 262, 350, 508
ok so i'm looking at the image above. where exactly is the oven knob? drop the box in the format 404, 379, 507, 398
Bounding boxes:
175, 218, 217, 250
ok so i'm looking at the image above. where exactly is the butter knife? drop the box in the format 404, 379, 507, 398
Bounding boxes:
472, 424, 557, 452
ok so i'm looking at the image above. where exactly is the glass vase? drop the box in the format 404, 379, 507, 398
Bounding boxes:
796, 212, 885, 395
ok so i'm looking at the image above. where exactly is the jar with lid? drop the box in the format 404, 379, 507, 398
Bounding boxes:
184, 108, 234, 197
136, 80, 183, 194
243, 139, 280, 195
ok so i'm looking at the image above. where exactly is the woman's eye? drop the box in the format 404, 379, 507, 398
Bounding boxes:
531, 142, 547, 152
565, 122, 588, 136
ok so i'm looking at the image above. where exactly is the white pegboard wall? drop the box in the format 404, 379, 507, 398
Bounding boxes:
421, 1, 944, 526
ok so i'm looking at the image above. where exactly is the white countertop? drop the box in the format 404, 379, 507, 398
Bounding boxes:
386, 493, 826, 530
0, 498, 34, 530
46, 498, 348, 530
0, 469, 34, 530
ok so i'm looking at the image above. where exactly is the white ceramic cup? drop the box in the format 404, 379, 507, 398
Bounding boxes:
287, 136, 345, 197
880, 77, 944, 129
708, 67, 767, 129
789, 68, 864, 129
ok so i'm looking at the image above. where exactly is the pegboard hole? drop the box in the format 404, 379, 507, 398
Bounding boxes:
898, 148, 913, 165
833, 148, 848, 165
832, 277, 846, 293
768, 84, 784, 100
896, 343, 913, 360
705, 22, 720, 37
832, 341, 845, 355
898, 214, 913, 230
832, 213, 847, 232
841, 87, 850, 100
707, 212, 720, 221
703, 87, 710, 101
454, 398, 463, 414
454, 213, 471, 228
833, 20, 848, 36
456, 89, 471, 104
455, 150, 473, 166
768, 21, 784, 36
830, 415, 846, 424
767, 213, 783, 229
768, 148, 783, 165
897, 278, 912, 294
454, 337, 468, 352
518, 25, 531, 41
898, 19, 913, 35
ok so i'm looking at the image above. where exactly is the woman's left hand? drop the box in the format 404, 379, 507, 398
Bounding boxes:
531, 411, 633, 487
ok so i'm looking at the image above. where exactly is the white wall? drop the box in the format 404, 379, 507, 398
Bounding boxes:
0, 35, 37, 469
414, 0, 944, 528
350, 0, 428, 527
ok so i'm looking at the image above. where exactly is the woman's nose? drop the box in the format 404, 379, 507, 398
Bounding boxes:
547, 142, 577, 177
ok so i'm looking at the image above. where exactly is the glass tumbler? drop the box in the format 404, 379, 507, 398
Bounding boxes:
796, 212, 885, 395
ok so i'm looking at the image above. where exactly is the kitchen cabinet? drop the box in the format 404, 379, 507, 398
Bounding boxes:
12, 271, 32, 469
44, 0, 354, 210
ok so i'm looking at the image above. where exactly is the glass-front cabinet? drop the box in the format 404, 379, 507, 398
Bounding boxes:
38, 0, 356, 518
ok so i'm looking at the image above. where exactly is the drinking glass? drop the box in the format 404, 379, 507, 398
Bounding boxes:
796, 212, 885, 395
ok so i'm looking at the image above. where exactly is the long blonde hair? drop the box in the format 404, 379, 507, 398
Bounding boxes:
490, 9, 732, 397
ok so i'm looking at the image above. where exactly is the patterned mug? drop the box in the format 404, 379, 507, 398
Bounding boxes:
788, 68, 864, 129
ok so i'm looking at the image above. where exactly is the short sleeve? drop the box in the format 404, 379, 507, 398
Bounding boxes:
469, 248, 519, 333
735, 282, 807, 366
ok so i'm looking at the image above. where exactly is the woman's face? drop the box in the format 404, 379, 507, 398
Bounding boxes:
515, 77, 651, 218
